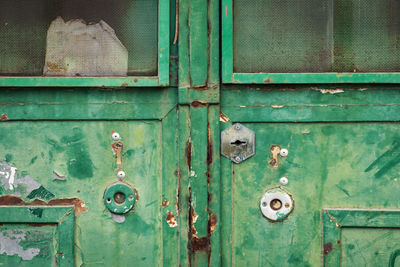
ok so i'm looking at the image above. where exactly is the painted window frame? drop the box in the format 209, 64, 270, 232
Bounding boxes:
0, 206, 75, 266
0, 0, 169, 87
222, 0, 400, 84
322, 209, 400, 266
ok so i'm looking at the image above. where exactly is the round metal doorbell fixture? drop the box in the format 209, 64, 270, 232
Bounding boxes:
260, 188, 293, 221
280, 148, 288, 157
104, 181, 136, 214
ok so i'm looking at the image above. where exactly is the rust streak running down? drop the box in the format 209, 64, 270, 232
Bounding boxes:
323, 242, 333, 255
186, 140, 192, 170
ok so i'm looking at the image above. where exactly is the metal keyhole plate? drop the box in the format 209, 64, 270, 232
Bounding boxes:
260, 187, 293, 221
221, 123, 255, 164
104, 181, 136, 214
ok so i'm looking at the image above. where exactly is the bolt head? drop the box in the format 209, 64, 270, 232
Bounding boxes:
112, 132, 121, 141
235, 156, 241, 162
280, 177, 288, 185
280, 148, 288, 157
117, 170, 126, 179
234, 124, 241, 130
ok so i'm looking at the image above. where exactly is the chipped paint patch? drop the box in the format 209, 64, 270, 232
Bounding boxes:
208, 213, 217, 234
318, 89, 344, 94
111, 213, 126, 223
192, 209, 199, 224
165, 211, 177, 227
219, 112, 230, 122
271, 105, 284, 108
0, 114, 8, 121
52, 171, 66, 181
0, 161, 46, 199
0, 229, 40, 260
162, 199, 169, 207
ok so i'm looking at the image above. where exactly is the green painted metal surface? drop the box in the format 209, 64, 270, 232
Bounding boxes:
1, 0, 400, 266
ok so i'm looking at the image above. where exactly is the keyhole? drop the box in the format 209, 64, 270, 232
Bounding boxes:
270, 199, 282, 210
114, 192, 126, 204
231, 140, 247, 146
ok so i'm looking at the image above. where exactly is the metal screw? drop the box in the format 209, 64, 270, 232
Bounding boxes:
235, 156, 241, 162
280, 148, 288, 157
280, 177, 288, 185
112, 132, 121, 141
117, 170, 126, 179
234, 124, 241, 130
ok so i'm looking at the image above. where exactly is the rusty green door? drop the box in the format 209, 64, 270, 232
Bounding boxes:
2, 0, 400, 266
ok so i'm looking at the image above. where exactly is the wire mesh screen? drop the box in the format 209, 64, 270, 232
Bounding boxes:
0, 0, 158, 76
233, 0, 400, 73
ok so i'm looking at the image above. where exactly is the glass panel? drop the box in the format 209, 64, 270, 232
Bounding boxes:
233, 0, 333, 73
233, 0, 400, 73
333, 0, 400, 72
0, 0, 158, 76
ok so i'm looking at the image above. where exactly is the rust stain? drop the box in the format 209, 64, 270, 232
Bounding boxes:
206, 122, 212, 165
0, 114, 8, 121
190, 101, 207, 108
191, 236, 210, 252
264, 78, 274, 83
0, 195, 87, 216
208, 213, 217, 234
45, 62, 67, 73
186, 140, 192, 170
269, 145, 281, 167
28, 223, 56, 227
176, 168, 181, 214
192, 207, 199, 224
219, 112, 230, 122
165, 211, 178, 227
48, 198, 87, 216
162, 199, 169, 207
323, 242, 333, 255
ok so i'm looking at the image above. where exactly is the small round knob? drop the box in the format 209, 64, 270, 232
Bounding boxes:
117, 170, 126, 179
280, 177, 288, 185
112, 132, 121, 141
280, 148, 288, 157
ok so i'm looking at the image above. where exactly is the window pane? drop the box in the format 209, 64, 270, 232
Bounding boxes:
0, 0, 158, 76
233, 0, 333, 73
233, 0, 400, 73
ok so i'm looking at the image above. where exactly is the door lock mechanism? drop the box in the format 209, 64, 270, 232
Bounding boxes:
221, 123, 255, 163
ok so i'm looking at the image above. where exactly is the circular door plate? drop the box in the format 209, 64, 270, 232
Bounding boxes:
104, 182, 136, 214
260, 187, 293, 221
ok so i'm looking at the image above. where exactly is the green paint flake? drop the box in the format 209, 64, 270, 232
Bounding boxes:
27, 186, 55, 201
28, 208, 44, 218
5, 154, 12, 162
